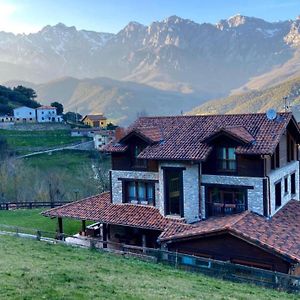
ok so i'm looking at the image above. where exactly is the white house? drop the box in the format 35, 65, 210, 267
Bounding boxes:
13, 106, 36, 123
36, 106, 63, 123
93, 131, 114, 149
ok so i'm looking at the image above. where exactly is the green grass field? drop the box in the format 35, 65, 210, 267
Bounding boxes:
0, 235, 297, 300
23, 149, 100, 171
0, 129, 90, 152
0, 209, 84, 235
0, 150, 109, 202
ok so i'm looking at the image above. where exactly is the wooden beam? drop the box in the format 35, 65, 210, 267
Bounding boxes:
102, 223, 108, 248
57, 217, 63, 240
82, 220, 86, 232
142, 234, 146, 253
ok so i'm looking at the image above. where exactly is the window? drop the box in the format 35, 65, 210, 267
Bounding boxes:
124, 181, 155, 205
131, 145, 147, 168
287, 134, 295, 162
165, 168, 183, 216
275, 181, 281, 208
42, 111, 44, 114
291, 173, 296, 195
284, 177, 288, 194
29, 112, 32, 115
207, 187, 247, 217
271, 144, 280, 170
217, 147, 236, 171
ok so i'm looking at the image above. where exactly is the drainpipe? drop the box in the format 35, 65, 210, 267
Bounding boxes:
198, 162, 202, 220
262, 155, 271, 218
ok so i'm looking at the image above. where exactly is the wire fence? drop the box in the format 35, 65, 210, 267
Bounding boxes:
0, 201, 70, 210
0, 224, 299, 293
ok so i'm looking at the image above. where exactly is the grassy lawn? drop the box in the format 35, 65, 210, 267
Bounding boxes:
0, 129, 90, 151
23, 150, 101, 172
0, 209, 84, 235
0, 235, 297, 300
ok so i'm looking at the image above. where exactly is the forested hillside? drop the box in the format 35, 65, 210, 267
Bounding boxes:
0, 85, 40, 116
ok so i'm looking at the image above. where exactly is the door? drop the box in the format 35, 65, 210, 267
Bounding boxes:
164, 169, 183, 216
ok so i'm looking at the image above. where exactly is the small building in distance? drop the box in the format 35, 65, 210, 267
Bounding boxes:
36, 106, 63, 123
71, 127, 115, 149
93, 131, 115, 149
0, 115, 14, 123
13, 106, 36, 123
82, 114, 107, 128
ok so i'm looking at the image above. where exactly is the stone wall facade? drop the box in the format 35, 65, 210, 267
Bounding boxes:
158, 162, 200, 223
201, 174, 264, 218
269, 161, 299, 216
110, 160, 300, 223
111, 170, 159, 205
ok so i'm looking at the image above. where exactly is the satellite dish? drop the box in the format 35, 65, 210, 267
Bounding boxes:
266, 109, 277, 120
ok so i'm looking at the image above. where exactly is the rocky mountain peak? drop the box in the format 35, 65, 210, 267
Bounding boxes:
284, 19, 300, 46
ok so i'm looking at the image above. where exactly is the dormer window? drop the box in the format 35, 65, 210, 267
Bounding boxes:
217, 147, 236, 171
131, 144, 147, 168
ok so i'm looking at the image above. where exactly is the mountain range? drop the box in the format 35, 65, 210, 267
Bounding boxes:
1, 14, 300, 123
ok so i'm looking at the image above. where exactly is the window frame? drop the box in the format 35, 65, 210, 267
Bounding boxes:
216, 147, 237, 172
284, 176, 288, 195
131, 144, 147, 169
291, 172, 296, 195
123, 180, 155, 206
164, 168, 184, 217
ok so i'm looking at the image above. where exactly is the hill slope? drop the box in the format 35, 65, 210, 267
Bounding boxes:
0, 235, 295, 299
7, 77, 205, 125
190, 75, 300, 119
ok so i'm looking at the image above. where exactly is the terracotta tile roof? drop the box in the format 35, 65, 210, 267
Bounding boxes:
104, 112, 297, 161
37, 106, 56, 110
42, 192, 181, 231
159, 200, 300, 263
83, 114, 107, 121
205, 126, 255, 144
101, 142, 128, 152
132, 127, 163, 143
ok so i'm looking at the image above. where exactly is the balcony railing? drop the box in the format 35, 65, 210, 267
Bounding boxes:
206, 202, 246, 217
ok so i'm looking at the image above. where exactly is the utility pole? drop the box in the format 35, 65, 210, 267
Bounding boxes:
283, 96, 289, 112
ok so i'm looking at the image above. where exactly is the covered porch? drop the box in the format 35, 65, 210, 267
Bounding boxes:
42, 192, 173, 251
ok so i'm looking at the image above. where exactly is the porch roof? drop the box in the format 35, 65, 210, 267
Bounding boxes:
42, 192, 181, 231
159, 200, 300, 263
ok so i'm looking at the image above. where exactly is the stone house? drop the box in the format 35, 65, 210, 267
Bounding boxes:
43, 112, 300, 274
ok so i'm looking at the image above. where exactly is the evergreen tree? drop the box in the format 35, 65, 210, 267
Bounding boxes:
51, 102, 64, 115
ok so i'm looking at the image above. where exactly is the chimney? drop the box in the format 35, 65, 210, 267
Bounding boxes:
114, 127, 126, 141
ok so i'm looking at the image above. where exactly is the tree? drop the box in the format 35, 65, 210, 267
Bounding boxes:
13, 86, 37, 101
106, 122, 118, 130
51, 102, 64, 115
63, 111, 82, 123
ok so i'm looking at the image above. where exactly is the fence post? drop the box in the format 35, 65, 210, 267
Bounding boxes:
36, 230, 41, 241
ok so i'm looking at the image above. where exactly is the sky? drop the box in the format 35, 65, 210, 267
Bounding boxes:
0, 0, 299, 34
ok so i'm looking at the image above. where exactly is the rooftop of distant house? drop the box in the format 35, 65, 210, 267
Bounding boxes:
36, 106, 57, 110
82, 114, 107, 121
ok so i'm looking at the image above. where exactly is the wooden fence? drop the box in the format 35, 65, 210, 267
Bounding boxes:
0, 224, 299, 293
0, 201, 70, 210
